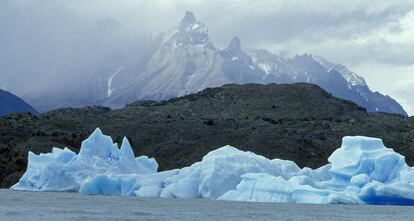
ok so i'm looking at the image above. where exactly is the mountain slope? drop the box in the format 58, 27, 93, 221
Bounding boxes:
1, 83, 413, 187
0, 89, 38, 116
97, 12, 244, 108
250, 51, 407, 116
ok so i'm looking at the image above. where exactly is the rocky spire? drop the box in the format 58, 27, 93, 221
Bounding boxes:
180, 11, 196, 28
227, 36, 242, 52
176, 11, 209, 45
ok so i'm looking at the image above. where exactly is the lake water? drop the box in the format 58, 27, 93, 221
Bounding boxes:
0, 189, 413, 220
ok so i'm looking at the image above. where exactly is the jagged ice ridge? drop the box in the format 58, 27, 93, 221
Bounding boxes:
11, 128, 414, 205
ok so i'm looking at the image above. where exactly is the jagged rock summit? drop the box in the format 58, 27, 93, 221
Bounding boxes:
226, 36, 242, 52
177, 11, 209, 45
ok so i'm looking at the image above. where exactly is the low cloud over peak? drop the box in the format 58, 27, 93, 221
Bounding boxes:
1, 0, 413, 114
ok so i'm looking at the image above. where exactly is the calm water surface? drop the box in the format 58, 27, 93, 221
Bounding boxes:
0, 189, 413, 221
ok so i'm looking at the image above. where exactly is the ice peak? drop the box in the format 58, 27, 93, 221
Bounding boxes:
92, 127, 104, 136
121, 137, 130, 147
78, 128, 114, 159
341, 136, 384, 151
120, 137, 135, 161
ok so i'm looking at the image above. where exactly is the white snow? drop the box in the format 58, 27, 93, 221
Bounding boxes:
12, 129, 414, 205
313, 55, 367, 87
107, 67, 123, 97
345, 72, 366, 87
231, 57, 239, 61
258, 63, 271, 75
190, 23, 199, 30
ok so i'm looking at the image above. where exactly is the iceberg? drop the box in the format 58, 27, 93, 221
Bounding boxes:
160, 146, 301, 199
11, 129, 414, 205
220, 136, 414, 205
11, 128, 158, 192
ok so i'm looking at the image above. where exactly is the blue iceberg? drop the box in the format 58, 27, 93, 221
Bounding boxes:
11, 128, 414, 205
11, 128, 158, 192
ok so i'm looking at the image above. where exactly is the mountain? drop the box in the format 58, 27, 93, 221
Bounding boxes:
92, 11, 407, 116
94, 11, 245, 108
250, 51, 407, 115
0, 89, 38, 116
1, 83, 413, 187
14, 11, 407, 116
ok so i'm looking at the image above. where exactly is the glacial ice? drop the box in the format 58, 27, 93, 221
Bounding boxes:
220, 136, 414, 205
11, 129, 414, 205
11, 128, 158, 192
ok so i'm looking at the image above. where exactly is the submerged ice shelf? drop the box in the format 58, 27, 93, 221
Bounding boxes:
11, 128, 414, 205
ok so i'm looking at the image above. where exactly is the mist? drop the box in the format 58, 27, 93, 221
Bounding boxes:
1, 0, 414, 114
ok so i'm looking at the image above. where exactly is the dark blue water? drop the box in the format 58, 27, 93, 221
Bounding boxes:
0, 189, 413, 221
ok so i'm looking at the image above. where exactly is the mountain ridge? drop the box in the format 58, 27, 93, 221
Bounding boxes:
0, 89, 38, 116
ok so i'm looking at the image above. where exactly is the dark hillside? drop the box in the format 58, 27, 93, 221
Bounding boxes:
0, 89, 38, 116
1, 83, 413, 187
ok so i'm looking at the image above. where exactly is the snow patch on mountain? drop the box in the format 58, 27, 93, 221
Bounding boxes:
314, 56, 367, 87
258, 63, 271, 75
106, 67, 123, 97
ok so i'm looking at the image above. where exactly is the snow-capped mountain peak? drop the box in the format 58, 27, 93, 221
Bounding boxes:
247, 49, 406, 115
313, 56, 367, 87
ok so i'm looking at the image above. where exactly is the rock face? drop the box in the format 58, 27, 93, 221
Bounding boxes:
12, 129, 414, 205
1, 83, 414, 188
0, 89, 38, 116
97, 11, 229, 108
177, 11, 209, 45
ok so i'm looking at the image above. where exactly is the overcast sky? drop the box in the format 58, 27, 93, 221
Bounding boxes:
1, 0, 414, 115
